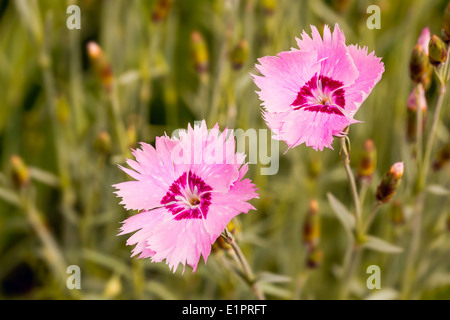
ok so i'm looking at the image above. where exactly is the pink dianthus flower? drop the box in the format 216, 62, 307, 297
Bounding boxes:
252, 23, 385, 151
113, 121, 258, 273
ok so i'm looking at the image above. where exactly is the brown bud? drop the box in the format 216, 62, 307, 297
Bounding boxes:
409, 44, 432, 84
376, 162, 404, 203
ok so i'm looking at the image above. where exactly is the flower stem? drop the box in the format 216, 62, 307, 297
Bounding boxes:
362, 201, 383, 234
417, 83, 447, 191
222, 228, 266, 300
339, 137, 362, 234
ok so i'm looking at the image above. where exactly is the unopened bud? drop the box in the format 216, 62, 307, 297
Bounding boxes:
87, 41, 113, 91
406, 85, 427, 143
357, 139, 377, 181
190, 31, 209, 74
230, 39, 249, 71
409, 44, 432, 84
433, 140, 450, 171
442, 4, 450, 43
389, 200, 405, 226
303, 200, 320, 249
94, 131, 111, 155
376, 162, 404, 203
261, 0, 275, 16
152, 0, 172, 22
11, 155, 30, 188
429, 35, 448, 66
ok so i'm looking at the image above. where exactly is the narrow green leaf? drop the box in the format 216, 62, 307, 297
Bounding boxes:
0, 187, 21, 207
363, 236, 404, 254
259, 282, 292, 299
427, 185, 450, 196
257, 272, 291, 284
327, 192, 355, 238
29, 167, 60, 187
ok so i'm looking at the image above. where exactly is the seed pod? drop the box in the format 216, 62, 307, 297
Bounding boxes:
357, 139, 377, 182
428, 34, 448, 66
376, 162, 404, 203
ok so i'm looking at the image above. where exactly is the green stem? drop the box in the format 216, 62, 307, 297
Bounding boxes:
418, 83, 447, 191
362, 201, 383, 234
339, 137, 362, 234
222, 228, 265, 300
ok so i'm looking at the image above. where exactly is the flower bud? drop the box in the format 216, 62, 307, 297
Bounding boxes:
433, 140, 450, 171
406, 85, 427, 142
230, 39, 249, 71
357, 139, 377, 182
376, 162, 404, 203
303, 200, 320, 250
11, 155, 30, 188
87, 41, 113, 92
428, 34, 448, 66
190, 31, 209, 74
151, 0, 172, 23
389, 200, 405, 226
94, 131, 111, 155
409, 44, 432, 84
442, 4, 450, 43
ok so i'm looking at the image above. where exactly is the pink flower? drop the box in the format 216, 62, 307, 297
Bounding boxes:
252, 24, 385, 151
113, 121, 258, 273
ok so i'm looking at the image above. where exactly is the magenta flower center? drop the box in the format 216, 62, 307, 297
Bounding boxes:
161, 171, 212, 220
291, 73, 346, 116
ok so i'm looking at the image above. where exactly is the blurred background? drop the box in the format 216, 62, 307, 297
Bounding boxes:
0, 0, 449, 300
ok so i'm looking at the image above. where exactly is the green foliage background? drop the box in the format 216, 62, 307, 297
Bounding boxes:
0, 0, 449, 299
